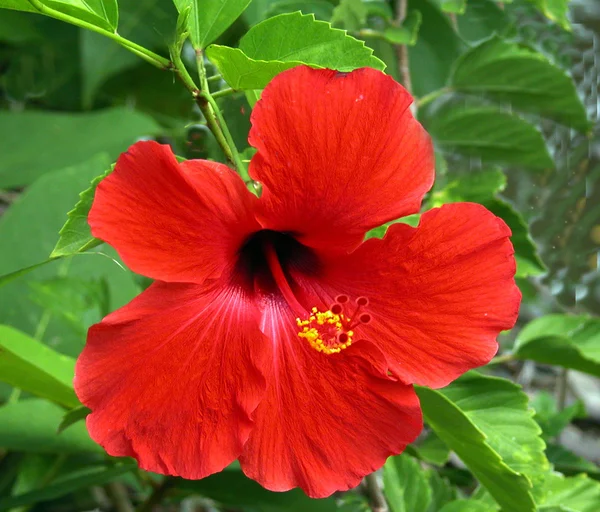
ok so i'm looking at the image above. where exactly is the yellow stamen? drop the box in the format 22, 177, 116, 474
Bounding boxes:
296, 308, 353, 355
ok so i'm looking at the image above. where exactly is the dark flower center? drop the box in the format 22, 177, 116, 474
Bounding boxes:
235, 231, 372, 356
235, 230, 319, 296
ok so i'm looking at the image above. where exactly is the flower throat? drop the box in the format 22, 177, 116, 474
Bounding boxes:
238, 230, 370, 355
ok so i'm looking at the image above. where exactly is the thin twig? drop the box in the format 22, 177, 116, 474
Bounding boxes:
448, 12, 458, 31
106, 482, 135, 512
364, 473, 388, 512
394, 0, 412, 97
557, 367, 569, 410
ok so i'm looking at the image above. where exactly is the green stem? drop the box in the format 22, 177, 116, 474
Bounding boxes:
192, 51, 248, 178
195, 49, 210, 94
27, 0, 170, 70
488, 353, 515, 365
202, 92, 249, 180
416, 87, 452, 109
169, 45, 200, 95
212, 87, 237, 99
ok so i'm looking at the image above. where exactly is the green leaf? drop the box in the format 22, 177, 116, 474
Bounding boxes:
331, 0, 367, 31
29, 276, 109, 334
43, 0, 118, 30
265, 0, 335, 21
417, 372, 549, 512
408, 0, 466, 97
2, 17, 83, 110
81, 0, 177, 107
425, 103, 554, 170
432, 0, 467, 14
546, 443, 600, 478
0, 155, 139, 357
365, 214, 420, 239
0, 0, 37, 13
427, 471, 457, 512
439, 500, 496, 512
240, 12, 384, 69
541, 474, 600, 511
0, 109, 159, 188
206, 12, 385, 90
51, 165, 111, 258
457, 0, 509, 43
0, 399, 100, 454
432, 169, 507, 204
173, 0, 251, 49
0, 325, 78, 407
1, 0, 119, 32
0, 461, 136, 511
176, 468, 337, 512
0, 8, 40, 43
450, 36, 589, 132
383, 10, 422, 46
407, 432, 450, 466
205, 47, 304, 90
58, 405, 92, 434
383, 454, 432, 512
514, 315, 600, 376
527, 0, 571, 31
485, 198, 547, 277
532, 391, 586, 439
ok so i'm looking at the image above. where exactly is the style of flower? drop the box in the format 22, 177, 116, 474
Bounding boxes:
74, 65, 521, 498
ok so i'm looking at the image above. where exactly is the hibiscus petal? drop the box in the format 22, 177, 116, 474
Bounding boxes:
239, 301, 422, 498
249, 66, 434, 253
291, 203, 520, 389
90, 140, 259, 283
75, 281, 271, 479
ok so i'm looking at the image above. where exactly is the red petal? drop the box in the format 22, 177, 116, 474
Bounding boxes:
249, 66, 434, 253
90, 141, 259, 283
74, 281, 271, 479
239, 302, 422, 498
292, 203, 521, 388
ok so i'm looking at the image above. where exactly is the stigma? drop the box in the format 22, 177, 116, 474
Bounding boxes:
296, 295, 371, 355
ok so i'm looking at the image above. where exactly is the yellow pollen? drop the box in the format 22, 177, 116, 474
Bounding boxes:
296, 308, 353, 355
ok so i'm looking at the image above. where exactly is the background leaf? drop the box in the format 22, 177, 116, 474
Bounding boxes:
0, 109, 159, 188
0, 325, 78, 407
207, 12, 385, 90
514, 315, 600, 376
450, 36, 589, 132
418, 372, 549, 512
173, 0, 251, 49
0, 399, 100, 453
425, 103, 554, 170
51, 165, 111, 258
175, 468, 337, 511
383, 454, 432, 512
0, 154, 139, 357
1, 0, 119, 32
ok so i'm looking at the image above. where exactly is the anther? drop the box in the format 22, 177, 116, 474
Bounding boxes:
330, 303, 343, 315
359, 313, 371, 324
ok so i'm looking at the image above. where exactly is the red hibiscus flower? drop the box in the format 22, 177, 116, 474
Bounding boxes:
74, 66, 521, 498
